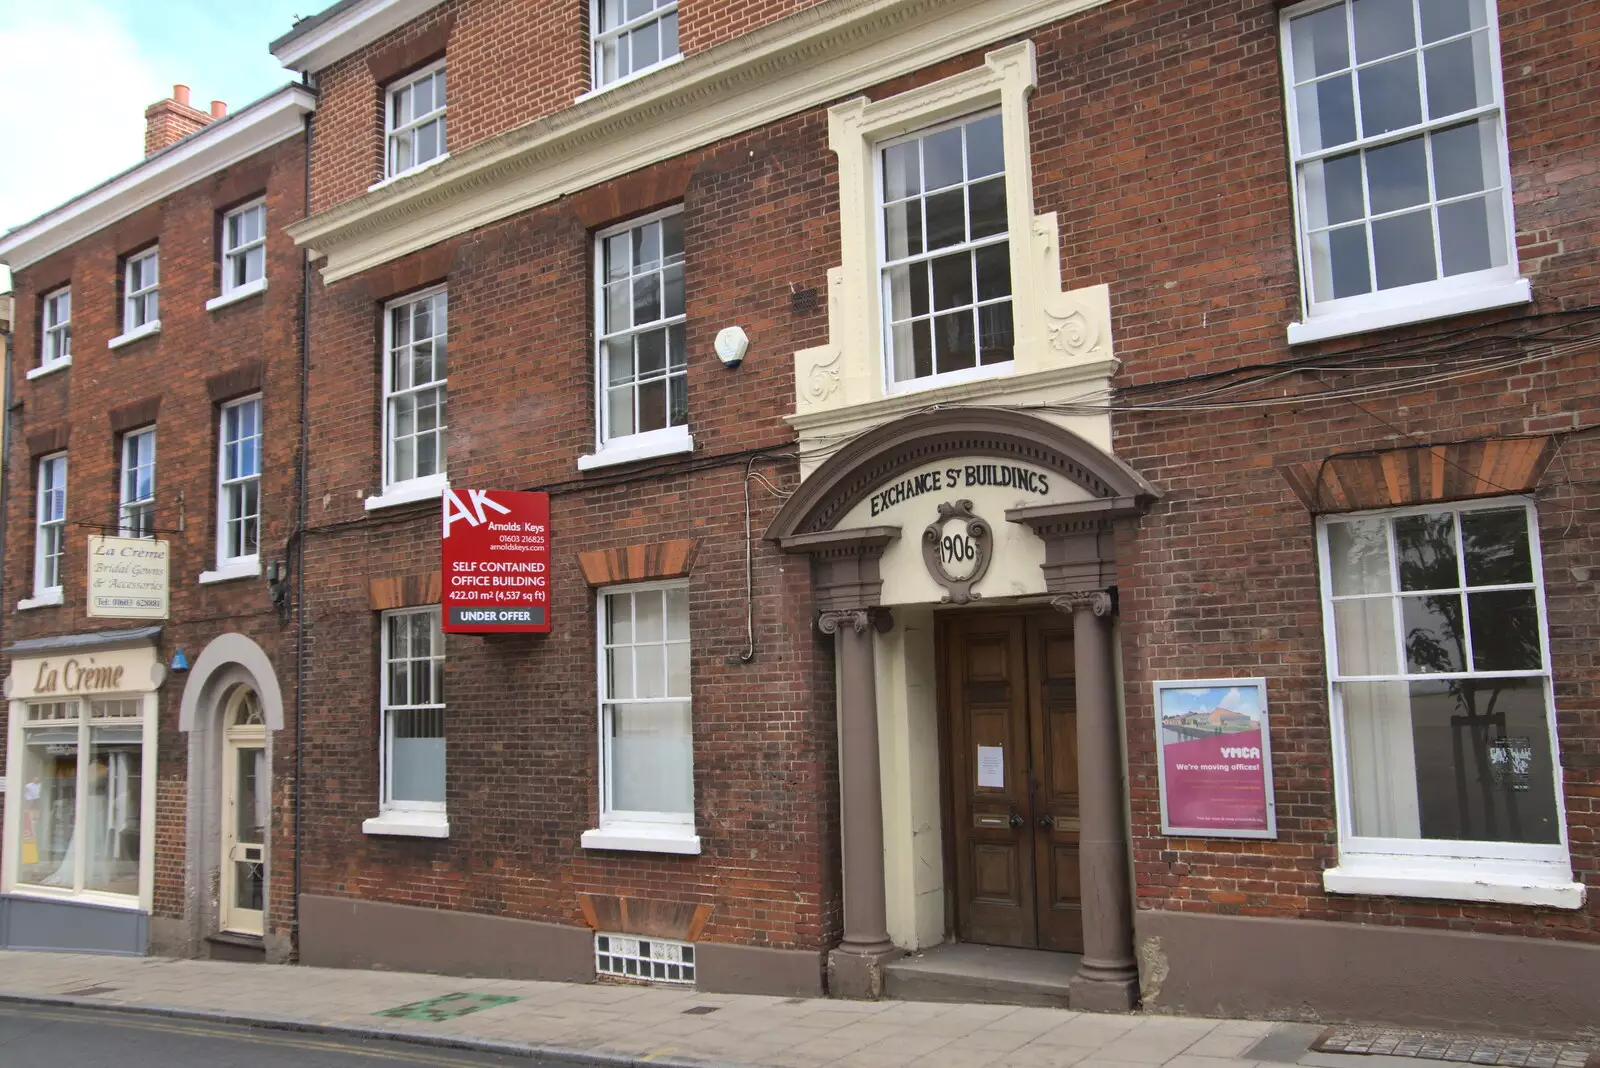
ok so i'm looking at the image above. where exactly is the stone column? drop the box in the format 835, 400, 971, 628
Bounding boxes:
1055, 590, 1140, 1012
819, 607, 898, 998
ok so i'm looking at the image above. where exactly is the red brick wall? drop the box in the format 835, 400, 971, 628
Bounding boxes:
1014, 0, 1599, 939
308, 0, 833, 213
299, 113, 844, 950
297, 0, 1599, 956
2, 131, 307, 944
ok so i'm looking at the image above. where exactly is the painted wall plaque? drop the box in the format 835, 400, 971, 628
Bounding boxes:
1154, 677, 1277, 839
87, 536, 170, 619
921, 499, 992, 604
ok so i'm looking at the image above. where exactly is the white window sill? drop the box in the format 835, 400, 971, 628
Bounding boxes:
363, 813, 450, 838
17, 588, 64, 610
368, 153, 452, 193
581, 823, 701, 855
885, 360, 1015, 398
1288, 278, 1533, 345
1324, 856, 1584, 910
365, 473, 449, 511
206, 278, 268, 312
26, 358, 71, 381
199, 558, 262, 585
578, 429, 694, 471
108, 320, 162, 349
576, 54, 684, 103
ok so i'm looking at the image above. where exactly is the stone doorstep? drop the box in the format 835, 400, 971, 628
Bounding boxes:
883, 943, 1080, 1009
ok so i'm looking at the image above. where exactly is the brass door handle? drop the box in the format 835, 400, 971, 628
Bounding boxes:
1008, 813, 1024, 829
1037, 815, 1055, 830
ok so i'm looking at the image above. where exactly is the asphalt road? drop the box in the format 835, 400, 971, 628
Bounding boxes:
0, 1002, 562, 1067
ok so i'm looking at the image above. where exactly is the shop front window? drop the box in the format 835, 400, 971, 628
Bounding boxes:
17, 698, 146, 899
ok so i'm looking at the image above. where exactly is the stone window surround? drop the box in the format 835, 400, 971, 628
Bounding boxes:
793, 39, 1115, 439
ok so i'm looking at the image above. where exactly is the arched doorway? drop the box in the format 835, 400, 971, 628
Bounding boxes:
221, 687, 267, 937
767, 407, 1157, 1009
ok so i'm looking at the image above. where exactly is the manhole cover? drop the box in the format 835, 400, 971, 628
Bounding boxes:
374, 993, 520, 1022
1311, 1026, 1597, 1067
682, 1005, 720, 1016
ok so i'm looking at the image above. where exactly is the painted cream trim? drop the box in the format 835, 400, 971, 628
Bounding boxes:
789, 41, 1117, 475
287, 0, 1117, 282
272, 0, 447, 72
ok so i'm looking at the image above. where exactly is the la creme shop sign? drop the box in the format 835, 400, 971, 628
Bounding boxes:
442, 489, 552, 634
5, 644, 164, 701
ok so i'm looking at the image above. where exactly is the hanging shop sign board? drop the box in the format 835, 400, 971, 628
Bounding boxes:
1154, 677, 1276, 839
441, 489, 552, 634
86, 536, 170, 619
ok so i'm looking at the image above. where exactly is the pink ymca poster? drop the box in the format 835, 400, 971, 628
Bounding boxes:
1155, 679, 1277, 839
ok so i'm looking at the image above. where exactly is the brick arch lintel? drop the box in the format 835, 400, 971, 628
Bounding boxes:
1278, 435, 1555, 514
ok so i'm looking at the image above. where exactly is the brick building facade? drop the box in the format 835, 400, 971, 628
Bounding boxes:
0, 84, 314, 962
0, 0, 1594, 1035
273, 0, 1596, 1027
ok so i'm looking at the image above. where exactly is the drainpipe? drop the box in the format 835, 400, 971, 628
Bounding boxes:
0, 297, 11, 650
293, 79, 313, 957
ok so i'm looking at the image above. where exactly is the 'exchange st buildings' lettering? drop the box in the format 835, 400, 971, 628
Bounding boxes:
869, 464, 1052, 517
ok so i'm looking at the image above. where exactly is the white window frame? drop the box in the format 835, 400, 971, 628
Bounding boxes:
32, 453, 67, 602
39, 286, 71, 371
373, 285, 449, 508
580, 206, 692, 471
2, 693, 159, 912
582, 579, 699, 854
120, 248, 160, 340
119, 427, 157, 539
211, 396, 262, 580
874, 108, 1015, 396
589, 0, 681, 93
1316, 497, 1581, 907
385, 60, 448, 180
214, 200, 267, 307
364, 606, 449, 838
1280, 0, 1530, 345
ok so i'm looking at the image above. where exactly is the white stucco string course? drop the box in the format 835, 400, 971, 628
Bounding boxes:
0, 950, 1286, 1067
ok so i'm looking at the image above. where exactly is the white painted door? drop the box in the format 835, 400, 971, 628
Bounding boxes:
221, 689, 266, 937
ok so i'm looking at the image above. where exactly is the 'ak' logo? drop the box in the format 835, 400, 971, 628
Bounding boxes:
443, 489, 512, 537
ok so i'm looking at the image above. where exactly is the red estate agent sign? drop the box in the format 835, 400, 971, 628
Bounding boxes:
441, 489, 552, 633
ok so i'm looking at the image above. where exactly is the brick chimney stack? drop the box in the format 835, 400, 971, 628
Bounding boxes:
143, 84, 214, 156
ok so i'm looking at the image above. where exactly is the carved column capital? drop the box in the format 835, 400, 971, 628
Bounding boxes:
1051, 590, 1114, 618
819, 608, 893, 635
818, 609, 871, 635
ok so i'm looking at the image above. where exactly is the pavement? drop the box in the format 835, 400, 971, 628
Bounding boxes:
0, 949, 1290, 1068
10, 949, 1591, 1068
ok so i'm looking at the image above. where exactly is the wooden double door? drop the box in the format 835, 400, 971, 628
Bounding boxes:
943, 610, 1083, 953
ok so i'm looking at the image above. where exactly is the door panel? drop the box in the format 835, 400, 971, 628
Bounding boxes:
1028, 616, 1084, 952
947, 615, 1035, 949
945, 610, 1084, 952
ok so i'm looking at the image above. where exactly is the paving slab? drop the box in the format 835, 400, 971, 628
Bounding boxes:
0, 950, 1570, 1068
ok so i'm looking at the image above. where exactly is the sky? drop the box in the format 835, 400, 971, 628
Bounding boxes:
0, 0, 318, 288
